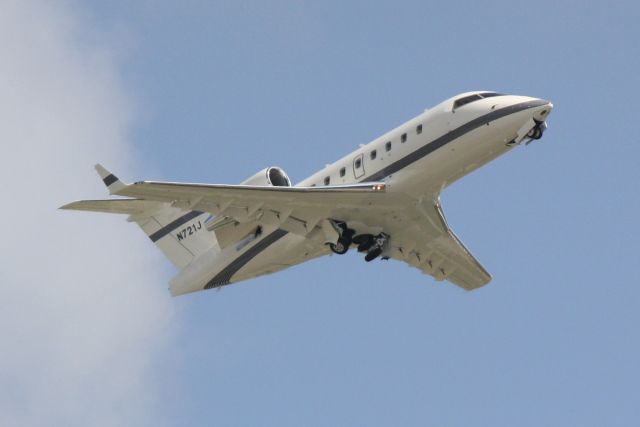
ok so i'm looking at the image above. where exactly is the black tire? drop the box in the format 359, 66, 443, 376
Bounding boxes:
340, 234, 353, 247
353, 234, 374, 252
329, 241, 348, 255
365, 247, 382, 262
352, 234, 369, 244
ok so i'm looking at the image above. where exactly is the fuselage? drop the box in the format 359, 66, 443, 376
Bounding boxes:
177, 92, 553, 293
299, 92, 551, 194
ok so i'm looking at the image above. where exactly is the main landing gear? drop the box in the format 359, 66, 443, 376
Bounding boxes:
326, 220, 389, 262
353, 233, 389, 262
328, 222, 354, 255
525, 119, 547, 143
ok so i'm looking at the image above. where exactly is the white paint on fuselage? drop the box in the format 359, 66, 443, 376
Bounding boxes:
215, 93, 552, 287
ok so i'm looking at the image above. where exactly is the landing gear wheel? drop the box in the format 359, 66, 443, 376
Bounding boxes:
362, 233, 389, 262
329, 241, 348, 255
328, 220, 354, 255
526, 119, 546, 140
365, 247, 382, 262
353, 234, 374, 252
352, 234, 368, 244
527, 127, 542, 139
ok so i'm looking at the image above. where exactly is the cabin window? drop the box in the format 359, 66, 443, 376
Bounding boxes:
339, 167, 346, 177
416, 124, 422, 134
370, 150, 377, 160
355, 158, 362, 168
324, 176, 330, 185
401, 133, 407, 143
385, 141, 392, 151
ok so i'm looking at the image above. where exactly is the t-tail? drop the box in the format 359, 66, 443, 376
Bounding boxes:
60, 165, 219, 282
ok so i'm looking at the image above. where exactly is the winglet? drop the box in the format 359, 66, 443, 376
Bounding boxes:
94, 164, 126, 195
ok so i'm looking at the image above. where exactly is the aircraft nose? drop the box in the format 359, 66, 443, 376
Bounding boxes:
534, 99, 553, 121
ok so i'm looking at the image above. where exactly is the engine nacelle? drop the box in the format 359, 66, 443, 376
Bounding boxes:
241, 167, 291, 187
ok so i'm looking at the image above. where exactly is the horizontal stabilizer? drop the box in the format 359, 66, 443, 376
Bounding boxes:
60, 199, 159, 215
60, 197, 218, 270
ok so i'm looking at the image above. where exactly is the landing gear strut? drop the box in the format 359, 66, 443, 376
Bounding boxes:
526, 119, 547, 141
328, 221, 354, 255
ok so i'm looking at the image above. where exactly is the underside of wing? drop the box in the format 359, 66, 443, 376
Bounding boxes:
115, 180, 390, 211
385, 199, 491, 290
396, 228, 491, 290
114, 181, 400, 241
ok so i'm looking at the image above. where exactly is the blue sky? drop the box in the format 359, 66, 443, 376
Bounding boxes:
4, 1, 640, 425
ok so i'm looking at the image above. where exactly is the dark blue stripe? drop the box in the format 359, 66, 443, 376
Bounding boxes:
149, 210, 203, 242
204, 229, 289, 289
103, 174, 118, 187
364, 99, 546, 182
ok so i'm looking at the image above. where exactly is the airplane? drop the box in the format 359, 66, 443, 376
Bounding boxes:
61, 91, 553, 296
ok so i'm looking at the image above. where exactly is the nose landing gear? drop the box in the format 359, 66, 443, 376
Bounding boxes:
526, 119, 547, 143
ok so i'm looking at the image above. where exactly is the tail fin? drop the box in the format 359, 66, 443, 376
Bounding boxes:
94, 163, 126, 195
135, 206, 217, 269
61, 165, 219, 269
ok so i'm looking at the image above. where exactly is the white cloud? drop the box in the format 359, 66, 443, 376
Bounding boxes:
0, 1, 175, 425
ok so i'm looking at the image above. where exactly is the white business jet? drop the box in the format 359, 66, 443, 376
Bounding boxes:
62, 92, 552, 295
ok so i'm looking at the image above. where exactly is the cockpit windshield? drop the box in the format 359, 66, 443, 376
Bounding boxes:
478, 92, 503, 99
453, 92, 505, 110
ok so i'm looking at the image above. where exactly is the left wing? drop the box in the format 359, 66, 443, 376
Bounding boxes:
115, 180, 490, 290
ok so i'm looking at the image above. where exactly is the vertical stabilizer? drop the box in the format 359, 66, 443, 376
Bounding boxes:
62, 164, 220, 270
132, 207, 218, 269
95, 163, 126, 194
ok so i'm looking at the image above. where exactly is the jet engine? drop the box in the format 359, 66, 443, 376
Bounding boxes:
241, 167, 291, 187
